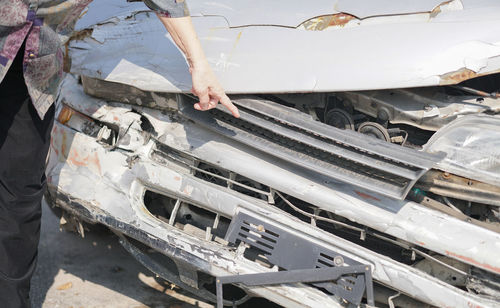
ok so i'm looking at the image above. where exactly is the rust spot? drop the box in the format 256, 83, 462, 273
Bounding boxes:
445, 250, 500, 274
301, 13, 358, 31
416, 241, 426, 246
430, 5, 442, 18
113, 116, 119, 122
355, 191, 381, 202
327, 13, 357, 28
440, 68, 478, 85
430, 0, 455, 19
439, 67, 500, 85
67, 150, 102, 176
174, 176, 181, 181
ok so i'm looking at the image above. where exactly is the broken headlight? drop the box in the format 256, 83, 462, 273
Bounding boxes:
57, 104, 117, 146
424, 114, 500, 186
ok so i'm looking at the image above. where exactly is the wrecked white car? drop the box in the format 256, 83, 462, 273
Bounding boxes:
46, 0, 500, 307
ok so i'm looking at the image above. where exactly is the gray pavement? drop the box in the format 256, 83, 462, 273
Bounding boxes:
30, 200, 212, 308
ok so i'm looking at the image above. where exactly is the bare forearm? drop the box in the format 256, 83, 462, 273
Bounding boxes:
156, 15, 207, 70
155, 14, 239, 118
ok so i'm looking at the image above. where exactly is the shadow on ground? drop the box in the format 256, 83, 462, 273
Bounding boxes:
30, 200, 208, 308
31, 201, 280, 308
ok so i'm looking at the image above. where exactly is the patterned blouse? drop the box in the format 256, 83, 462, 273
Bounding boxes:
0, 0, 189, 119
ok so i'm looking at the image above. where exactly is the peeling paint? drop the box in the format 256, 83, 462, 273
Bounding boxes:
53, 76, 500, 289
430, 0, 464, 19
67, 149, 102, 176
69, 1, 500, 93
182, 184, 194, 196
299, 13, 358, 31
445, 250, 500, 275
354, 190, 381, 202
440, 68, 479, 84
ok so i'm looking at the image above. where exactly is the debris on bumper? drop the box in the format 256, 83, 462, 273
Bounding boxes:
47, 75, 500, 307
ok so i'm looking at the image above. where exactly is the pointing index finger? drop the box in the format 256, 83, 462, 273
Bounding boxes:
220, 95, 240, 118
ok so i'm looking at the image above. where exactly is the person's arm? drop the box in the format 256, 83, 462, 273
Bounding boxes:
156, 15, 239, 118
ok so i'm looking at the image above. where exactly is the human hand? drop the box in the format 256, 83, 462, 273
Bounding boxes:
155, 14, 239, 118
190, 62, 240, 118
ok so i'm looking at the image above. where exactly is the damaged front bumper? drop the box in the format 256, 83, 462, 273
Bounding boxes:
46, 75, 500, 307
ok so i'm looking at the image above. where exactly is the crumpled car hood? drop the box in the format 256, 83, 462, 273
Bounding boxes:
70, 0, 500, 93
187, 0, 449, 27
80, 0, 465, 28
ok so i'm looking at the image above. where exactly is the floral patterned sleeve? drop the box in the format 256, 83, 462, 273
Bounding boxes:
142, 0, 189, 18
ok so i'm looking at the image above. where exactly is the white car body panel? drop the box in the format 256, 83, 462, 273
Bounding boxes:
71, 0, 500, 93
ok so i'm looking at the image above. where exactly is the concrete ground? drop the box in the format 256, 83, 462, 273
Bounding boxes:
30, 200, 213, 308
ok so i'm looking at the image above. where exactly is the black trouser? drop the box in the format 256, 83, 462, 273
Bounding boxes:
0, 48, 55, 307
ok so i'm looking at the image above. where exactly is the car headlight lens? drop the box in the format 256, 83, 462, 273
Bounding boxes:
424, 114, 500, 186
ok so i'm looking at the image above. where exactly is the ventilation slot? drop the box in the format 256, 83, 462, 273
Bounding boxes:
151, 143, 272, 202
236, 220, 279, 255
144, 190, 231, 243
317, 253, 336, 268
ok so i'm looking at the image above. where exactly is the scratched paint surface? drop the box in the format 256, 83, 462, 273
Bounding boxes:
44, 76, 500, 308
69, 0, 500, 94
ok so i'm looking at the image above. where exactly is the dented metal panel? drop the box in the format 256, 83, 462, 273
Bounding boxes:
187, 0, 336, 28
54, 75, 500, 278
52, 1, 500, 306
338, 88, 500, 131
177, 97, 440, 200
69, 0, 500, 95
171, 0, 455, 27
332, 0, 455, 19
78, 0, 459, 30
47, 76, 500, 307
75, 0, 148, 30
